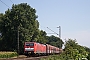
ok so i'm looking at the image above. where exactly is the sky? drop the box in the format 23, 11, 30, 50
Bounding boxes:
0, 0, 90, 48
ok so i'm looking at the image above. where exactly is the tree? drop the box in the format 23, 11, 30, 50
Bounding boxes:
84, 47, 90, 60
37, 30, 48, 44
64, 39, 78, 49
63, 39, 88, 60
46, 35, 64, 48
0, 3, 39, 53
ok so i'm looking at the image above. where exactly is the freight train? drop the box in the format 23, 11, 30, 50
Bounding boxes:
24, 42, 62, 56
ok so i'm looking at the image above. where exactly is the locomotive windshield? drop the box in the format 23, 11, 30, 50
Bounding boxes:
26, 43, 34, 46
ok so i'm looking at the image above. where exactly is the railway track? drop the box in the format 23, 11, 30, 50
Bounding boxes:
0, 55, 48, 60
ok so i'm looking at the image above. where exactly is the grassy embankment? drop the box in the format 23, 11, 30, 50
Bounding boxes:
0, 51, 18, 58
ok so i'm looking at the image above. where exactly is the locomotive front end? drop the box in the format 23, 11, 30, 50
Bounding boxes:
24, 42, 35, 55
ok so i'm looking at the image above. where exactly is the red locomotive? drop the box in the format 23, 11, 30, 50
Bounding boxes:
24, 42, 61, 56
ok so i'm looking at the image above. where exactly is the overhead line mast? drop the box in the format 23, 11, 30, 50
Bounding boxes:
57, 26, 61, 38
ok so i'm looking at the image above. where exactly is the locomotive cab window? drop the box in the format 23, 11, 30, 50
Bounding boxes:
26, 43, 34, 46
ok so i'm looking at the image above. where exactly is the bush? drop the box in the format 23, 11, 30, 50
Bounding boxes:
40, 55, 62, 60
0, 51, 18, 58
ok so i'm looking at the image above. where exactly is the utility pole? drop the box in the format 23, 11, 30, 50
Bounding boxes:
16, 11, 20, 57
17, 26, 19, 56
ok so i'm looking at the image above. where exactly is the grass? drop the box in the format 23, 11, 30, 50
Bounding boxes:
40, 55, 61, 60
0, 51, 18, 58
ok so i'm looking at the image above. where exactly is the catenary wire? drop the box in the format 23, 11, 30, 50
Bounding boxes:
0, 0, 10, 8
10, 0, 14, 4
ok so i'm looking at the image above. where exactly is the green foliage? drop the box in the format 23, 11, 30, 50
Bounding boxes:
64, 39, 89, 60
64, 39, 77, 49
1, 3, 89, 60
84, 47, 90, 60
37, 30, 48, 44
41, 39, 89, 60
46, 35, 64, 48
0, 3, 39, 53
0, 3, 63, 54
87, 52, 90, 60
0, 52, 17, 58
41, 55, 62, 60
